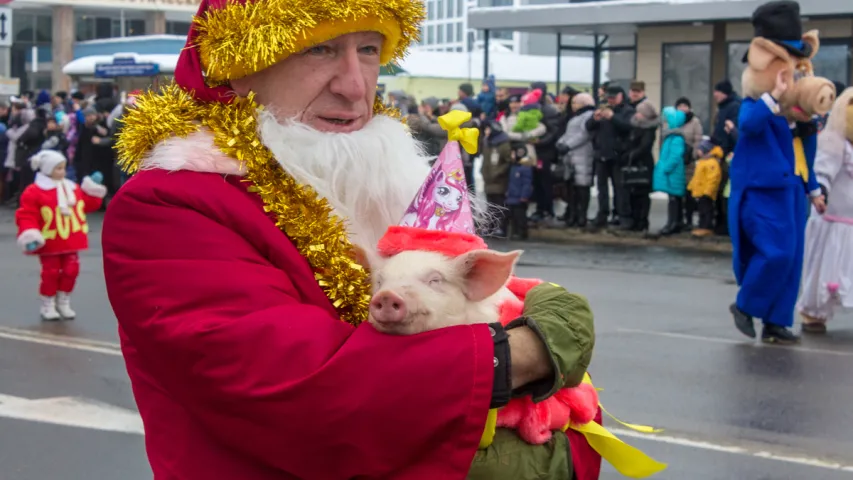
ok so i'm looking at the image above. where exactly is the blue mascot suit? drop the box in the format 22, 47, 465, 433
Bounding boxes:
729, 94, 807, 329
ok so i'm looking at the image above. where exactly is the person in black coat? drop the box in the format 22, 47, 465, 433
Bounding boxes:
622, 100, 660, 232
586, 86, 635, 228
15, 107, 47, 192
528, 81, 563, 223
711, 79, 742, 236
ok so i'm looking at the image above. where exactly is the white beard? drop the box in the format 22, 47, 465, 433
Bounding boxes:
256, 110, 432, 261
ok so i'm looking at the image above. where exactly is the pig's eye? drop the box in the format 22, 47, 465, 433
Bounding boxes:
425, 271, 444, 288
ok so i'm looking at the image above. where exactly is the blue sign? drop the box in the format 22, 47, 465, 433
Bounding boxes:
94, 57, 160, 78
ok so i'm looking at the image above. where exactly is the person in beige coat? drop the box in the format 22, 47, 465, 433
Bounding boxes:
672, 97, 704, 228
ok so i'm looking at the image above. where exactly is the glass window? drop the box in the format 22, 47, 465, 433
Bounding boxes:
428, 1, 435, 20
14, 13, 34, 43
418, 25, 425, 45
456, 46, 463, 52
75, 16, 94, 41
447, 23, 453, 42
663, 43, 712, 132
437, 23, 444, 43
166, 21, 192, 36
726, 42, 749, 96
456, 23, 463, 44
493, 30, 513, 40
605, 50, 636, 93
458, 0, 463, 16
126, 19, 146, 36
35, 15, 52, 43
447, 0, 454, 18
427, 25, 434, 45
437, 0, 444, 19
812, 42, 851, 88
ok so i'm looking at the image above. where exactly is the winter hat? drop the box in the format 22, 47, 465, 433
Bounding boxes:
29, 150, 67, 176
522, 89, 543, 106
450, 102, 469, 113
714, 80, 734, 96
630, 80, 646, 92
697, 138, 716, 156
746, 0, 812, 61
378, 110, 485, 258
171, 0, 424, 104
82, 106, 98, 117
675, 97, 692, 109
635, 100, 658, 120
572, 93, 595, 108
562, 85, 580, 97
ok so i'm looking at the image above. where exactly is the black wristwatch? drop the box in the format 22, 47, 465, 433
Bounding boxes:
488, 322, 512, 409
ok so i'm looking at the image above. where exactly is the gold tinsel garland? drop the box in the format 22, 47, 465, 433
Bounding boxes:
116, 83, 401, 326
193, 0, 425, 84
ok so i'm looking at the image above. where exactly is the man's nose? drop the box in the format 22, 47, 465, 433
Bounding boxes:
329, 48, 368, 103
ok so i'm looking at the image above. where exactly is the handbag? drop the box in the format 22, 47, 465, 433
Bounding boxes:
620, 154, 650, 188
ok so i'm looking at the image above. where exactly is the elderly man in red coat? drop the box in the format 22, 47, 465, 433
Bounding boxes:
102, 0, 597, 478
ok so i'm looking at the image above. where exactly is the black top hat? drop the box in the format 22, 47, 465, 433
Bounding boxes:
743, 1, 812, 63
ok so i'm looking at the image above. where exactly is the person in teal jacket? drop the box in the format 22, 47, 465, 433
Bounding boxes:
654, 106, 687, 235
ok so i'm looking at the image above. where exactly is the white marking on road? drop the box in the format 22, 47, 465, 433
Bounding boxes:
0, 393, 143, 435
610, 427, 853, 472
0, 326, 121, 356
614, 328, 853, 357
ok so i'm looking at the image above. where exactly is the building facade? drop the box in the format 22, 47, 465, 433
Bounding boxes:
417, 0, 598, 57
3, 0, 196, 93
469, 0, 853, 133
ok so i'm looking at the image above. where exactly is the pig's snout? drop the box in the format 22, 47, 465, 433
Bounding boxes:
370, 291, 408, 324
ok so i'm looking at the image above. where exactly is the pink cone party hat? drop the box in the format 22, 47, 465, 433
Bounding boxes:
377, 110, 488, 258
399, 110, 478, 234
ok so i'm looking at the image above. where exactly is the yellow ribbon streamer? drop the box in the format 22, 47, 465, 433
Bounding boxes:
438, 110, 480, 155
793, 137, 809, 182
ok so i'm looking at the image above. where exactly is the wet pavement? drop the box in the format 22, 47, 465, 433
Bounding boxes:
1, 208, 852, 479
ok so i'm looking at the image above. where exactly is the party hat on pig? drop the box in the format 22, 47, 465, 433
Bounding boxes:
378, 110, 488, 258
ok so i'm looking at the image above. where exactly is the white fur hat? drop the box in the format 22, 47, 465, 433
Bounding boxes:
29, 150, 67, 176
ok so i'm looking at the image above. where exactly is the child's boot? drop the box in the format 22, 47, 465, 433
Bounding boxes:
40, 296, 61, 321
56, 291, 76, 320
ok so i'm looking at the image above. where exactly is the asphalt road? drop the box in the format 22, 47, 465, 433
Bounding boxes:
1, 209, 852, 480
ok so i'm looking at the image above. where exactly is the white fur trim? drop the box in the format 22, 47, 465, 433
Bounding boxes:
81, 176, 108, 198
141, 129, 246, 176
17, 229, 45, 252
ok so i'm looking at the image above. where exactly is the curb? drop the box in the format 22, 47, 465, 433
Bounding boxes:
526, 227, 733, 254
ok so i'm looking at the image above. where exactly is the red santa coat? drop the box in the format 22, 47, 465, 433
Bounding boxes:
102, 167, 496, 479
16, 181, 103, 255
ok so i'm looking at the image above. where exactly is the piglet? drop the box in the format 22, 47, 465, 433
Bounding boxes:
368, 249, 522, 335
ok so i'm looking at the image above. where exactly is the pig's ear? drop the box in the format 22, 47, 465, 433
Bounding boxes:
455, 249, 522, 302
747, 37, 791, 72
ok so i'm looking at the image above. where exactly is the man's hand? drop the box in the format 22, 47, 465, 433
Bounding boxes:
600, 109, 614, 120
772, 69, 789, 100
724, 119, 735, 133
507, 327, 553, 390
92, 136, 101, 145
812, 194, 827, 214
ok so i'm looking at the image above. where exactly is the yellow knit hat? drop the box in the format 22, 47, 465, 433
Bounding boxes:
192, 0, 425, 84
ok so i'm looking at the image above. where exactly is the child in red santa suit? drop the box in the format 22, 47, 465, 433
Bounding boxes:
15, 150, 107, 320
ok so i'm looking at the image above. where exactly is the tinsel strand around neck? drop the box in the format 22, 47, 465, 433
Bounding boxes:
114, 83, 401, 326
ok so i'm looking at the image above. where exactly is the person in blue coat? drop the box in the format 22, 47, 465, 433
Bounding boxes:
653, 106, 687, 235
728, 0, 836, 344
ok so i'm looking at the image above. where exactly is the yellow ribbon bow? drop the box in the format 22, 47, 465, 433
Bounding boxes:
438, 110, 480, 155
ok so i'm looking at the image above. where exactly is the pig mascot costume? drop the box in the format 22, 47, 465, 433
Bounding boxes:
99, 0, 627, 478
376, 111, 667, 480
729, 0, 836, 344
797, 88, 853, 333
